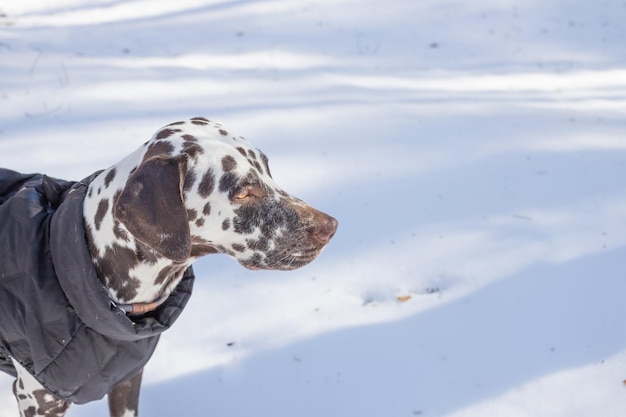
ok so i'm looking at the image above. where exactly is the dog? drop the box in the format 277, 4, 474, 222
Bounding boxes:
0, 117, 337, 417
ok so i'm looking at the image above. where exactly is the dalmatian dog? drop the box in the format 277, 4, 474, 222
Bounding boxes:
5, 117, 337, 417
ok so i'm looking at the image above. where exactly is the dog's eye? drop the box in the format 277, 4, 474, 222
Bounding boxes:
234, 185, 264, 202
234, 189, 249, 200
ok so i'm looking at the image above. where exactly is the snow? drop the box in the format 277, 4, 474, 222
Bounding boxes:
1, 0, 626, 416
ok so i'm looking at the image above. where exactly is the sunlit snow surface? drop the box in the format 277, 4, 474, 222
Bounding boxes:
1, 1, 626, 416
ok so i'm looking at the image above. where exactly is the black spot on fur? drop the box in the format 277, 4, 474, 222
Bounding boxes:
198, 168, 215, 198
247, 252, 263, 267
219, 172, 239, 195
135, 241, 159, 265
246, 236, 269, 251
187, 209, 198, 221
232, 243, 246, 252
184, 169, 197, 193
94, 198, 109, 231
233, 198, 299, 237
154, 264, 187, 286
190, 116, 210, 126
93, 244, 141, 301
222, 155, 237, 172
215, 244, 235, 256
219, 129, 229, 136
104, 168, 117, 188
236, 147, 247, 157
156, 128, 181, 140
243, 169, 262, 186
144, 141, 175, 160
113, 220, 130, 242
260, 153, 272, 178
253, 161, 264, 175
196, 218, 205, 227
31, 390, 70, 415
222, 218, 231, 230
182, 141, 203, 160
203, 202, 211, 216
247, 149, 257, 160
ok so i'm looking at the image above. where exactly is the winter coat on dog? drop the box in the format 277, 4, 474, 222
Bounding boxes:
0, 168, 194, 404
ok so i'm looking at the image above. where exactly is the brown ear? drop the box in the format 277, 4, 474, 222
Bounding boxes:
113, 156, 191, 262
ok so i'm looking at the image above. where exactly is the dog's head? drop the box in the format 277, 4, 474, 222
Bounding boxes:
112, 117, 337, 270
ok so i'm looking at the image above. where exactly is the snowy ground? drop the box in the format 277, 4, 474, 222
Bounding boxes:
1, 1, 626, 416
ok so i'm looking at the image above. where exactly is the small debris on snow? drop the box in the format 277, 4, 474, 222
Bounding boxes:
397, 294, 412, 303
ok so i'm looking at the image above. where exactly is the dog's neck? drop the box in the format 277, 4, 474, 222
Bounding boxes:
82, 149, 192, 306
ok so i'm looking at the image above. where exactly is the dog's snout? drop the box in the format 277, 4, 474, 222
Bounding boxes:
311, 213, 338, 245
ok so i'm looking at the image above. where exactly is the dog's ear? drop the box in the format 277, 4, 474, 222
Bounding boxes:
114, 156, 191, 262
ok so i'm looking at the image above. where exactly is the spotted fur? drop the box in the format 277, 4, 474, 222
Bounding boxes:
11, 117, 337, 416
11, 358, 70, 417
83, 118, 337, 305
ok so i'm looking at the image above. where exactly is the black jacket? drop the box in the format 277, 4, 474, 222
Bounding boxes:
0, 168, 194, 404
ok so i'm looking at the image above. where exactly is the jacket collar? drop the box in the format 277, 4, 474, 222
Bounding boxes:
49, 176, 194, 342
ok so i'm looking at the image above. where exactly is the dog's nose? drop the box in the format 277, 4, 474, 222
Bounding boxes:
311, 213, 338, 245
